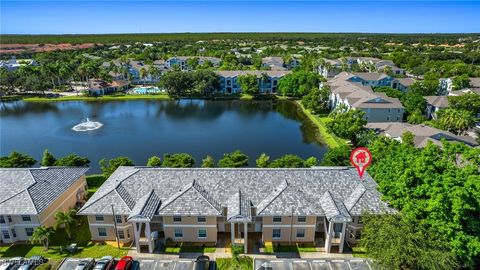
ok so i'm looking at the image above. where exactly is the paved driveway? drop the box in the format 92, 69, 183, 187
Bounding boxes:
254, 258, 374, 270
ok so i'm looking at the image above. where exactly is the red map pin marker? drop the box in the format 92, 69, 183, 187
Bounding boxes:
350, 147, 372, 179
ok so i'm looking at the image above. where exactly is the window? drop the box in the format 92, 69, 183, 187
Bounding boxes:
173, 216, 181, 222
22, 215, 31, 222
272, 229, 281, 239
273, 216, 282, 223
115, 215, 122, 224
174, 228, 183, 238
7, 216, 12, 222
198, 229, 207, 238
95, 215, 104, 222
127, 229, 130, 238
0, 216, 5, 224
297, 216, 306, 222
197, 216, 206, 223
98, 228, 107, 237
25, 228, 34, 237
2, 230, 10, 239
117, 230, 125, 239
11, 229, 16, 238
296, 229, 305, 238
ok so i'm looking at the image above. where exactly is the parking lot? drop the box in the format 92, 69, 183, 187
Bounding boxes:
57, 258, 207, 270
254, 258, 374, 270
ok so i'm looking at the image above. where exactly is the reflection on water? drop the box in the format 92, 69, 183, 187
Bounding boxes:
1, 99, 327, 173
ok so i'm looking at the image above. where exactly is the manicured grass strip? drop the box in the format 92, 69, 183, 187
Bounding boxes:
164, 243, 216, 253
216, 257, 253, 270
272, 243, 318, 253
295, 101, 346, 148
24, 94, 171, 102
351, 246, 369, 258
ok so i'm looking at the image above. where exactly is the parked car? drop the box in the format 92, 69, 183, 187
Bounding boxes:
27, 256, 47, 266
114, 256, 133, 270
194, 256, 210, 270
0, 262, 15, 270
7, 258, 24, 270
94, 256, 114, 270
75, 259, 95, 270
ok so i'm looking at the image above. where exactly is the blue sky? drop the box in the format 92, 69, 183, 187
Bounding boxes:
1, 1, 480, 34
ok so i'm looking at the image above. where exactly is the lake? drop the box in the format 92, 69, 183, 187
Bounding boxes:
0, 99, 327, 173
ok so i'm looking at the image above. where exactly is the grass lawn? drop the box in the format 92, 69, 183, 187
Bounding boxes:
0, 216, 128, 259
86, 174, 106, 198
216, 257, 253, 270
295, 101, 347, 148
350, 246, 369, 258
24, 94, 171, 102
163, 243, 216, 253
272, 243, 318, 253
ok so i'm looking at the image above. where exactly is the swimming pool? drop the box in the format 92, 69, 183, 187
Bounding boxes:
132, 86, 162, 94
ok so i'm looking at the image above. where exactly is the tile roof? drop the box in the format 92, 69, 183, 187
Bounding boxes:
78, 167, 394, 218
319, 191, 352, 222
0, 167, 88, 215
366, 122, 478, 147
470, 77, 480, 88
226, 190, 252, 222
128, 190, 161, 222
425, 96, 449, 108
329, 74, 403, 109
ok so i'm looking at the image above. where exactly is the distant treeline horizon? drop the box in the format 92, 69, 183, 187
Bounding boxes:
1, 32, 479, 44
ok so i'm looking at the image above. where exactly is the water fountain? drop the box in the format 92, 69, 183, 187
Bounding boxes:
72, 118, 103, 132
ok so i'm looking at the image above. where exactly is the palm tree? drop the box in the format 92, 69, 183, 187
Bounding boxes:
30, 226, 53, 251
55, 209, 77, 239
140, 68, 147, 85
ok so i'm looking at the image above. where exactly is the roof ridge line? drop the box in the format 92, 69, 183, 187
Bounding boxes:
345, 183, 367, 211
192, 180, 223, 213
80, 168, 139, 213
256, 179, 289, 215
138, 189, 155, 216
159, 181, 194, 211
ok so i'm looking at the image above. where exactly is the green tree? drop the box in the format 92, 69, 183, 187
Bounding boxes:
218, 150, 249, 168
201, 155, 215, 168
54, 209, 77, 239
401, 92, 427, 115
452, 74, 470, 90
255, 153, 270, 168
361, 214, 458, 270
410, 73, 440, 96
162, 153, 195, 168
327, 107, 367, 146
99, 157, 135, 178
41, 150, 56, 166
269, 154, 306, 168
0, 152, 37, 168
448, 93, 480, 116
368, 138, 480, 268
401, 131, 415, 146
278, 70, 322, 97
147, 156, 162, 167
237, 74, 259, 96
30, 226, 54, 251
436, 108, 476, 135
304, 156, 318, 167
407, 109, 426, 124
158, 70, 194, 96
301, 86, 330, 114
55, 154, 90, 166
321, 146, 351, 166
